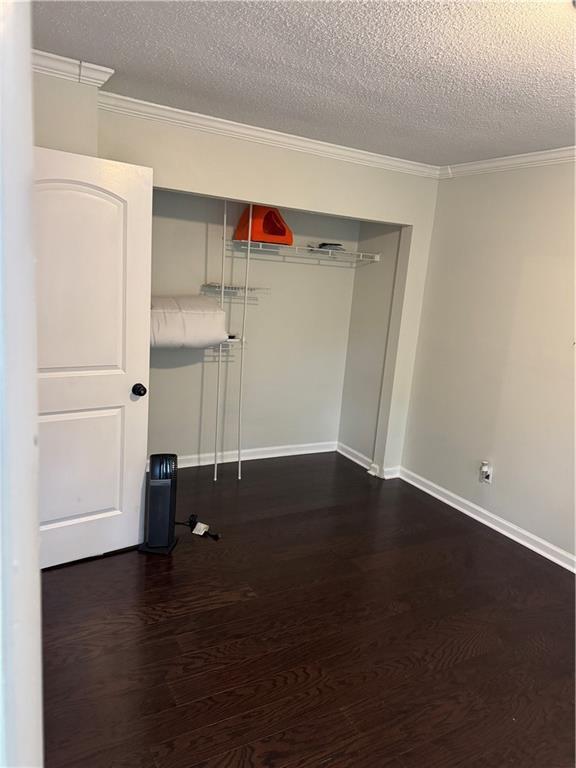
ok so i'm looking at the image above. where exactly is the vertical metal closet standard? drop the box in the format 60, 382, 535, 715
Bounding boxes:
212, 201, 226, 482
213, 201, 252, 481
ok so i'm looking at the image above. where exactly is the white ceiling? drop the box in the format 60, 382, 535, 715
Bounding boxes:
32, 1, 575, 165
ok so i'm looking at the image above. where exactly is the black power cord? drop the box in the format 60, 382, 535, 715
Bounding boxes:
176, 514, 221, 541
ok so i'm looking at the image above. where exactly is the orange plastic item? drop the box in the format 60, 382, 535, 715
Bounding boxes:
234, 206, 293, 245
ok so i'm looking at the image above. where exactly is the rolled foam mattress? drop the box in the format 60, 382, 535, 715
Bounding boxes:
151, 295, 228, 348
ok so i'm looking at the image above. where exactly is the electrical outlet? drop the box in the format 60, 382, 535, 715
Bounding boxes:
479, 461, 493, 484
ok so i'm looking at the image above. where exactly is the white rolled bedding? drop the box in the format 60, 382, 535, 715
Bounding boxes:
151, 295, 228, 348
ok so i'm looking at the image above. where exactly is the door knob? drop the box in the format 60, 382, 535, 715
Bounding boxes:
132, 383, 147, 397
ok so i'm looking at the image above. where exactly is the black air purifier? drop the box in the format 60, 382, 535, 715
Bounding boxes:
139, 453, 178, 554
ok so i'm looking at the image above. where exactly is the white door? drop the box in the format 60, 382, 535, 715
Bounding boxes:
35, 147, 153, 568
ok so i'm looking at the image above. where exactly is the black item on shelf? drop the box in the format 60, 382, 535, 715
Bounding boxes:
318, 242, 344, 250
138, 453, 178, 555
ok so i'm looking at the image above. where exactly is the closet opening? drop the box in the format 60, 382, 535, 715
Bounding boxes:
148, 189, 407, 483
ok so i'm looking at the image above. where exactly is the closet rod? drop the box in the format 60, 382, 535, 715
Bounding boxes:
237, 203, 253, 480
213, 200, 227, 482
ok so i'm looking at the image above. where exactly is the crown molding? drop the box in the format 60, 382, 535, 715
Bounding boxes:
438, 146, 576, 179
97, 92, 441, 178
98, 92, 576, 180
79, 60, 115, 88
32, 50, 114, 88
33, 51, 574, 179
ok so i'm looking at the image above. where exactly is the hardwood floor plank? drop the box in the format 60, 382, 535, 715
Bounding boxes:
44, 683, 176, 765
397, 675, 575, 768
150, 678, 346, 768
45, 664, 327, 767
289, 663, 573, 768
337, 629, 572, 762
189, 709, 355, 768
42, 634, 182, 680
169, 634, 346, 706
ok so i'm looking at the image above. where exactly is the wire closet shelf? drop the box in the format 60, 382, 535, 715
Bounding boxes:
201, 282, 268, 304
226, 240, 381, 267
213, 204, 383, 483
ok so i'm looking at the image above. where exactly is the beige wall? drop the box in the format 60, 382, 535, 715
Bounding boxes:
31, 72, 439, 472
339, 225, 401, 462
403, 163, 575, 553
98, 110, 439, 472
33, 73, 98, 155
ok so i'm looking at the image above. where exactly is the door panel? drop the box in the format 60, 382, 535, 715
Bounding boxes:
35, 148, 152, 568
36, 182, 126, 372
38, 408, 123, 525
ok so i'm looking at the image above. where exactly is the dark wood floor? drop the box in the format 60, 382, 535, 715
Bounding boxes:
42, 453, 575, 768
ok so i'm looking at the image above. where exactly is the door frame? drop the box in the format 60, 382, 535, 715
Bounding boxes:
0, 1, 43, 765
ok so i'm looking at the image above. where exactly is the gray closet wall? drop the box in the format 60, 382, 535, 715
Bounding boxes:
148, 191, 372, 463
338, 225, 401, 463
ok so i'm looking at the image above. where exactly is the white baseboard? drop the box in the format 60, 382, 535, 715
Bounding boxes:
399, 467, 576, 573
383, 466, 401, 479
336, 442, 373, 471
175, 441, 337, 469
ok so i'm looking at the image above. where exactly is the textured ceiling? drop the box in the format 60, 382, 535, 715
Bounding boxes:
32, 1, 575, 165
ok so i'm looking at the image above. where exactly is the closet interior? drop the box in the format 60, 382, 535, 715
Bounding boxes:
148, 189, 402, 476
